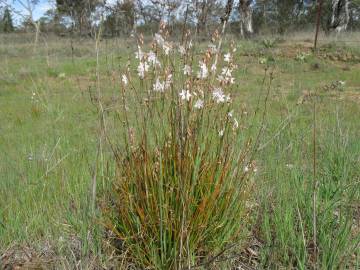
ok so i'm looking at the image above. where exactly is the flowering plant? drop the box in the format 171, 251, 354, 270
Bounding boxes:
106, 23, 257, 269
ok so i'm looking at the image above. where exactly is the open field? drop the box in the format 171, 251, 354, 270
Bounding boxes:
0, 32, 360, 269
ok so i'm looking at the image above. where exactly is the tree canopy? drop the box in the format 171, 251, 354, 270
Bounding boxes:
1, 7, 14, 33
3, 0, 360, 36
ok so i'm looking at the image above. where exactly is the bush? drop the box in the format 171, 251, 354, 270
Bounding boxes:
104, 25, 257, 269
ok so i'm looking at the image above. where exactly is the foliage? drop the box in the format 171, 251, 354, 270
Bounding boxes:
37, 9, 66, 34
295, 51, 309, 62
3, 0, 360, 36
55, 0, 104, 34
1, 7, 14, 33
102, 0, 135, 37
262, 38, 277, 49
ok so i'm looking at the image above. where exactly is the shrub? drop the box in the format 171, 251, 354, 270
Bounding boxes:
104, 25, 257, 269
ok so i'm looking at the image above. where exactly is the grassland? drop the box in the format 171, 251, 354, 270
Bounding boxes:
0, 32, 359, 269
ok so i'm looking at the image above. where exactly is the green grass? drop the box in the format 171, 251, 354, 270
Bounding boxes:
0, 33, 359, 269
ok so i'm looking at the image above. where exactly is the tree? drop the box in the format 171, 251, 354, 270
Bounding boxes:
195, 0, 211, 33
276, 0, 306, 34
248, 0, 313, 34
10, 0, 41, 50
103, 0, 135, 37
38, 8, 66, 34
348, 0, 360, 29
192, 0, 224, 34
135, 0, 181, 26
328, 0, 350, 32
56, 0, 104, 35
1, 7, 14, 32
238, 0, 253, 37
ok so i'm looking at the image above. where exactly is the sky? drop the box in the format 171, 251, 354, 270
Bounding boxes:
31, 0, 54, 20
3, 0, 54, 24
6, 0, 116, 23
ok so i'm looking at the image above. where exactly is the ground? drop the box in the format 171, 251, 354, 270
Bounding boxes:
0, 32, 359, 269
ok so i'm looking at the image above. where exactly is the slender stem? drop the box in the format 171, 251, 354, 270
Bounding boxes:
181, 4, 189, 44
92, 20, 104, 214
314, 0, 323, 51
213, 20, 227, 70
312, 93, 317, 264
213, 0, 233, 69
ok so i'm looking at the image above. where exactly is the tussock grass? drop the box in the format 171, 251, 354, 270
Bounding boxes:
102, 27, 257, 269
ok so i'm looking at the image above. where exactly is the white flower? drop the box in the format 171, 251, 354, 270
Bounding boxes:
286, 164, 294, 169
208, 44, 217, 54
178, 45, 186, 55
122, 74, 128, 85
212, 88, 229, 103
194, 99, 204, 109
228, 111, 238, 130
137, 62, 149, 79
154, 33, 171, 55
148, 51, 161, 66
197, 61, 208, 79
153, 78, 165, 92
188, 40, 193, 49
224, 53, 231, 62
183, 65, 192, 76
165, 74, 172, 89
135, 47, 145, 60
179, 89, 192, 101
233, 118, 239, 130
338, 80, 346, 86
217, 68, 235, 85
222, 68, 232, 77
219, 129, 224, 137
259, 57, 267, 64
217, 75, 224, 83
163, 42, 171, 55
211, 63, 217, 72
244, 166, 250, 173
154, 33, 165, 47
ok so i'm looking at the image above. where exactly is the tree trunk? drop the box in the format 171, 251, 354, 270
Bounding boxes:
196, 0, 208, 34
238, 0, 253, 38
329, 0, 350, 33
33, 21, 40, 52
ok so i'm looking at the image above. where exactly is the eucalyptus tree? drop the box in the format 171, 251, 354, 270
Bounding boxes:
238, 0, 253, 37
9, 0, 41, 49
55, 0, 104, 35
328, 0, 350, 32
103, 0, 135, 36
1, 6, 14, 32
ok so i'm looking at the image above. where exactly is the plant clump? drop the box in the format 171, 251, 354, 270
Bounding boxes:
104, 24, 257, 270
